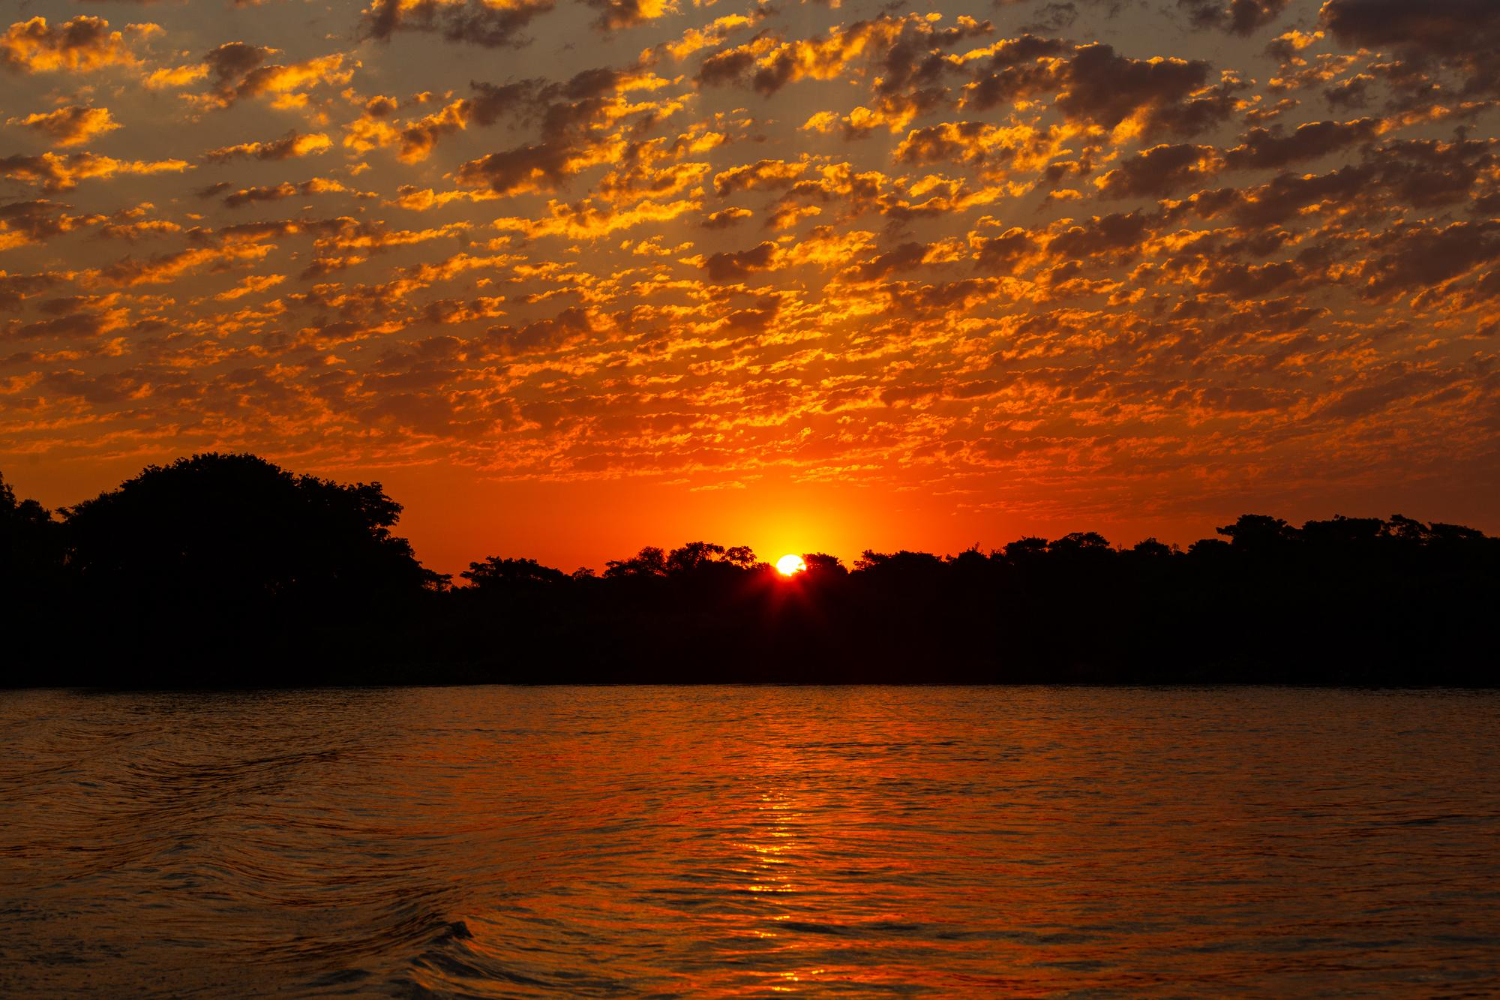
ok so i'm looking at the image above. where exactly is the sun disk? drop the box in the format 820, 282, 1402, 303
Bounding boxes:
776, 554, 806, 576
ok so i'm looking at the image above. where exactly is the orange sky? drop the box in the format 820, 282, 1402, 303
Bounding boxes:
2, 0, 1498, 574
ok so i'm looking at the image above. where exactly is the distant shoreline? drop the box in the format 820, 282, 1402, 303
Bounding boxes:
6, 455, 1496, 691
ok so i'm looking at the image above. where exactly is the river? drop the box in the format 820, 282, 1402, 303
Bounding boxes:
2, 686, 1497, 997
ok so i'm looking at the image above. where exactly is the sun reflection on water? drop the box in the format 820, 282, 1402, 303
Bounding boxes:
2, 686, 1498, 998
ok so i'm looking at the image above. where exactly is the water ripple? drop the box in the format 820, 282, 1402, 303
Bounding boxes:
1, 686, 1498, 997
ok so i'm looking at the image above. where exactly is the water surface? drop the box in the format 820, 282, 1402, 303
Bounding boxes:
2, 686, 1497, 997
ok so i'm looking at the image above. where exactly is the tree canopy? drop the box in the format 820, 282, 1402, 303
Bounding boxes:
2, 459, 1496, 687
63, 453, 441, 616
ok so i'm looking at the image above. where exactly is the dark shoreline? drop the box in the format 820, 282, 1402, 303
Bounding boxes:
6, 455, 1496, 691
9, 657, 1496, 692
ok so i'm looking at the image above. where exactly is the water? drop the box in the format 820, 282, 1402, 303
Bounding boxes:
1, 687, 1497, 998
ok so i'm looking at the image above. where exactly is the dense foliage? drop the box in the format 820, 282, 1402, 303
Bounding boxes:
3, 457, 1496, 686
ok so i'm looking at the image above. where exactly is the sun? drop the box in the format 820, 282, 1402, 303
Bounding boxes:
776, 554, 806, 576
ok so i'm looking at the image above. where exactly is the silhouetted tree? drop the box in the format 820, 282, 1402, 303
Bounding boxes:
5, 462, 1498, 687
802, 552, 848, 578
1301, 515, 1386, 548
461, 557, 569, 591
1003, 536, 1050, 562
1129, 538, 1174, 558
0, 471, 63, 600
1049, 531, 1111, 553
1217, 514, 1298, 551
64, 453, 442, 622
723, 545, 757, 568
667, 541, 726, 574
604, 545, 668, 578
854, 549, 944, 573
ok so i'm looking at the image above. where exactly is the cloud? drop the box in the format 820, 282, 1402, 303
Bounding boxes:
703, 207, 753, 229
583, 0, 676, 31
6, 106, 120, 147
701, 241, 779, 281
1221, 118, 1379, 170
893, 121, 1067, 180
214, 274, 286, 301
396, 100, 470, 162
193, 43, 354, 109
0, 16, 144, 74
3, 0, 1500, 524
698, 12, 990, 119
222, 178, 353, 208
1094, 143, 1222, 199
0, 152, 189, 191
485, 306, 593, 356
491, 197, 700, 240
1177, 0, 1289, 36
98, 242, 274, 287
1057, 44, 1233, 136
650, 14, 756, 62
853, 241, 931, 281
203, 132, 332, 163
361, 0, 555, 49
0, 200, 103, 250
1321, 0, 1500, 91
452, 68, 675, 196
962, 38, 1242, 139
1354, 221, 1500, 302
712, 159, 805, 196
970, 227, 1037, 275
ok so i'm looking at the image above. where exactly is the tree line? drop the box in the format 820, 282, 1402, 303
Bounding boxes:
3, 453, 1496, 686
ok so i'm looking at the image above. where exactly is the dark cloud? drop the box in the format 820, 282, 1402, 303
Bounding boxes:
582, 0, 662, 31
222, 179, 348, 208
1177, 0, 1289, 36
1095, 143, 1221, 199
0, 199, 101, 245
1048, 211, 1157, 258
1062, 44, 1224, 134
1184, 138, 1495, 226
702, 242, 778, 281
973, 228, 1036, 275
1222, 119, 1379, 170
959, 34, 1069, 113
1321, 0, 1500, 97
695, 45, 759, 89
485, 306, 592, 356
0, 269, 67, 310
856, 242, 929, 280
702, 208, 752, 229
697, 13, 989, 112
1357, 221, 1500, 301
1022, 3, 1081, 33
454, 70, 648, 195
362, 0, 555, 48
196, 44, 349, 109
963, 38, 1240, 139
3, 311, 110, 343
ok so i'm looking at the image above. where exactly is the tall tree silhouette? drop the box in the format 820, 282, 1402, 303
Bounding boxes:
0, 471, 63, 601
65, 454, 442, 623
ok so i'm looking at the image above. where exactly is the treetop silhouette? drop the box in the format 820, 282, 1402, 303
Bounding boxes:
2, 454, 1496, 687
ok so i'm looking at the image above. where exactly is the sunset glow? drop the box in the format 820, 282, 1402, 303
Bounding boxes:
776, 554, 807, 576
1, 0, 1497, 572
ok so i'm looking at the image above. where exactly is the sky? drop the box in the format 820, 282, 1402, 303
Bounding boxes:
1, 0, 1498, 574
